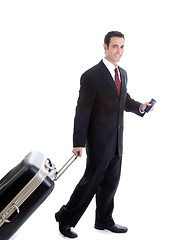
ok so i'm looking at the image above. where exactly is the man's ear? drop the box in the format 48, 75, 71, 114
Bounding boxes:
103, 43, 108, 53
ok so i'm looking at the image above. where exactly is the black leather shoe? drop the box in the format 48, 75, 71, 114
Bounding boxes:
58, 221, 78, 238
95, 223, 128, 233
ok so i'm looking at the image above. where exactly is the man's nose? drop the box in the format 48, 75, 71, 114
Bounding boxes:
116, 47, 121, 54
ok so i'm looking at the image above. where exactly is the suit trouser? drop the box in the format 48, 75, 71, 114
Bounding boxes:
55, 150, 122, 227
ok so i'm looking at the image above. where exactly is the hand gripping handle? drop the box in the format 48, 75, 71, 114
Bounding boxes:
55, 152, 79, 181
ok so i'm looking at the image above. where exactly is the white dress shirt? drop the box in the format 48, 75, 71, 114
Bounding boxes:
102, 57, 121, 82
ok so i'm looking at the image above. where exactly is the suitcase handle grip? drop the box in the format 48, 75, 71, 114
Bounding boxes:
0, 204, 20, 225
55, 152, 79, 180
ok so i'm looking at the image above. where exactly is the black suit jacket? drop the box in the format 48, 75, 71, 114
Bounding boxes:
73, 60, 144, 158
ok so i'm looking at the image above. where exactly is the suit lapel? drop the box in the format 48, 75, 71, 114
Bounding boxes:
118, 66, 126, 100
98, 61, 119, 97
98, 61, 127, 99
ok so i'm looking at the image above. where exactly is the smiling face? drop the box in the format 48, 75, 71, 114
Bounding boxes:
104, 37, 125, 66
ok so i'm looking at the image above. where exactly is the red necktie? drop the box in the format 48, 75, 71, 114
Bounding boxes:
115, 67, 121, 95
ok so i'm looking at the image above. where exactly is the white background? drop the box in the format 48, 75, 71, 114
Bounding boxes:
0, 0, 177, 239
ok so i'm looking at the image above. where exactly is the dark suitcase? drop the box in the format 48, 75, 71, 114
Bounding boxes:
0, 151, 78, 240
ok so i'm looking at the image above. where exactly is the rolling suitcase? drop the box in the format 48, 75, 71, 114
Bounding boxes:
0, 151, 79, 240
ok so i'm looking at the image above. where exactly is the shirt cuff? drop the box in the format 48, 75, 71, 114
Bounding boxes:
139, 105, 145, 114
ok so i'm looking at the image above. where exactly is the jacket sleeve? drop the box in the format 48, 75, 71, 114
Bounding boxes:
73, 72, 96, 147
125, 93, 145, 117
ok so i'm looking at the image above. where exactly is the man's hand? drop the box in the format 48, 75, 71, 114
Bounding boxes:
72, 147, 83, 157
140, 102, 154, 113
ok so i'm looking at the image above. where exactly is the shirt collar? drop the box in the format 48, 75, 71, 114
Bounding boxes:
103, 58, 119, 80
103, 57, 118, 71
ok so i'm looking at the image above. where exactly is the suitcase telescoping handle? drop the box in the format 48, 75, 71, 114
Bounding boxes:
55, 152, 79, 181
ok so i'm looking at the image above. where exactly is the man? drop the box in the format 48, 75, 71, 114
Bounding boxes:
55, 31, 152, 238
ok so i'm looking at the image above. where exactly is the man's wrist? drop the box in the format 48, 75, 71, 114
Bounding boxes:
139, 105, 145, 114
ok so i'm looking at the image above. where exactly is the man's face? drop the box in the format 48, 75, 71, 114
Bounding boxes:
104, 37, 125, 66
